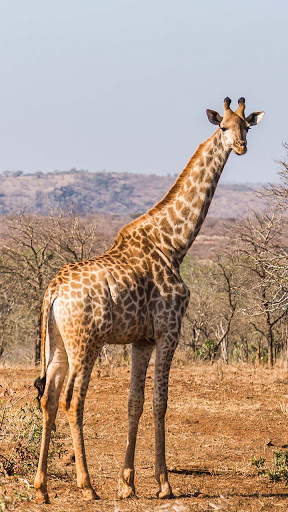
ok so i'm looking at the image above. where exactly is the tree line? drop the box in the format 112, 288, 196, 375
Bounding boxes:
0, 148, 287, 367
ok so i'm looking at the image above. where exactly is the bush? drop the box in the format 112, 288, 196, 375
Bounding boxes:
252, 451, 288, 482
0, 400, 66, 477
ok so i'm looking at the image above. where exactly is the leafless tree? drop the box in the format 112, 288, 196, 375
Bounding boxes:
183, 255, 239, 363
212, 257, 238, 363
236, 212, 287, 366
0, 212, 104, 364
46, 211, 106, 264
261, 141, 288, 212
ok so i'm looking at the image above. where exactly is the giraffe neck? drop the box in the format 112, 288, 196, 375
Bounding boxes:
146, 129, 231, 265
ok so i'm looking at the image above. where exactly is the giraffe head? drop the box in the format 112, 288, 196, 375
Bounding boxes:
206, 97, 264, 155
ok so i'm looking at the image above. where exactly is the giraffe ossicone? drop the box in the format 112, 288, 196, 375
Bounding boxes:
34, 98, 264, 503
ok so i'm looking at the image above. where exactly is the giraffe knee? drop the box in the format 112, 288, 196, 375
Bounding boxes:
40, 392, 58, 418
40, 388, 54, 410
61, 375, 76, 413
153, 400, 167, 420
61, 393, 73, 414
61, 394, 74, 415
128, 396, 144, 420
61, 393, 81, 423
61, 398, 68, 413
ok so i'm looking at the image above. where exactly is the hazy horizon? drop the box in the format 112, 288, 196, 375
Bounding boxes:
0, 166, 273, 188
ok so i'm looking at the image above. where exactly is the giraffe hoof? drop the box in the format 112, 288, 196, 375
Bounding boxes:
157, 484, 174, 499
157, 490, 174, 499
82, 487, 100, 501
119, 484, 136, 499
120, 468, 135, 498
35, 490, 50, 504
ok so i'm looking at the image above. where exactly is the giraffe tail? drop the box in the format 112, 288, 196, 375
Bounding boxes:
34, 374, 46, 409
34, 289, 55, 408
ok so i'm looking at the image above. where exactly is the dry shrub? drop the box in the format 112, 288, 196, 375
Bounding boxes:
0, 382, 65, 478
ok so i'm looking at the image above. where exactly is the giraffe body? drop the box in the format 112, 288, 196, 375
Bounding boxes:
47, 233, 189, 348
34, 98, 264, 503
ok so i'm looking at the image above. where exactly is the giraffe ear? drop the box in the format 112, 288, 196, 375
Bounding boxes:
206, 109, 223, 126
245, 111, 265, 126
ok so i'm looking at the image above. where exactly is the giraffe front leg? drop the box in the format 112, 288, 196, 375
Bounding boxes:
119, 342, 153, 498
153, 335, 178, 499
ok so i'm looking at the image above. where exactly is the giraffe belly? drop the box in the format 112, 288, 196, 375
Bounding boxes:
105, 302, 153, 345
104, 269, 153, 344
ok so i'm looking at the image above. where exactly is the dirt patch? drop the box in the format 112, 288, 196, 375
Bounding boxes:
1, 363, 288, 511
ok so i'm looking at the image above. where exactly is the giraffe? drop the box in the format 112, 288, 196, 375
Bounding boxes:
34, 97, 264, 503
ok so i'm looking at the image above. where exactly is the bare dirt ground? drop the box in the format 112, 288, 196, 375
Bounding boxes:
2, 362, 288, 511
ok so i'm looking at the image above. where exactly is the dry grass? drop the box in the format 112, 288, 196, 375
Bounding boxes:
1, 362, 288, 511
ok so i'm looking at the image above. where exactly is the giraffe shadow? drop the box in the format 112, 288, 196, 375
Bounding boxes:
176, 491, 288, 499
168, 467, 288, 500
169, 467, 216, 476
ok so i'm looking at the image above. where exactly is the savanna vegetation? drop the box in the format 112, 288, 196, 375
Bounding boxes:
0, 146, 287, 368
0, 148, 288, 512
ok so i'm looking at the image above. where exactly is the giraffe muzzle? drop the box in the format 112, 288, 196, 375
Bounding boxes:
233, 142, 247, 155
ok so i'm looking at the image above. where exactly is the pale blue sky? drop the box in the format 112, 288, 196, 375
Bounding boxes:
0, 1, 287, 182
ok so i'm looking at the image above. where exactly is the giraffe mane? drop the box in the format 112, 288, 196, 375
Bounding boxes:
148, 132, 216, 214
117, 130, 217, 240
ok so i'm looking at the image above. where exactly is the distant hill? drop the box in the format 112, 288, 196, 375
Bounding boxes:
0, 169, 267, 218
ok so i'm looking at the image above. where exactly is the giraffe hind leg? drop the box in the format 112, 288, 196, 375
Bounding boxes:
61, 345, 102, 501
34, 310, 69, 504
